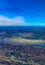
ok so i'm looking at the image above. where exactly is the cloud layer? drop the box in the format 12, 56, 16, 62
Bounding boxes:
0, 16, 30, 26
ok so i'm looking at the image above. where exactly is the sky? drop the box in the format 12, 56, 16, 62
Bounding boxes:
0, 0, 45, 26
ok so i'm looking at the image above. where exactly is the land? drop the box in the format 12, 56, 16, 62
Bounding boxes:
0, 26, 45, 65
10, 37, 45, 44
0, 43, 45, 65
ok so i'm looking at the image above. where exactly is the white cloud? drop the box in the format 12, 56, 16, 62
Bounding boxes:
0, 16, 30, 26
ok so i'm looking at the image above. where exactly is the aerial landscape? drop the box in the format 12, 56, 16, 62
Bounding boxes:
0, 0, 45, 65
0, 26, 45, 65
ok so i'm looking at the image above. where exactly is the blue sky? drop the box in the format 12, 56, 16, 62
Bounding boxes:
0, 0, 45, 26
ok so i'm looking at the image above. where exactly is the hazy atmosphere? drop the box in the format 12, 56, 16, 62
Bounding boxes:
0, 0, 45, 26
0, 0, 45, 65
